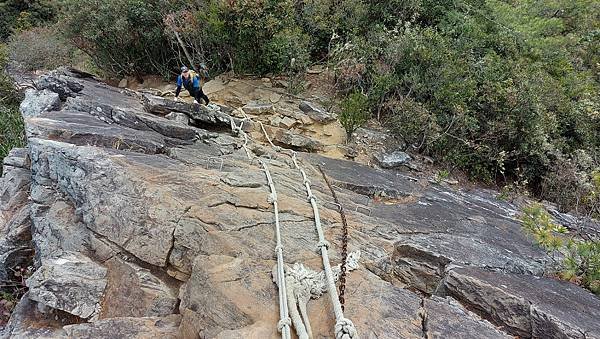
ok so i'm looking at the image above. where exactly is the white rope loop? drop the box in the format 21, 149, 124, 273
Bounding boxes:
261, 160, 292, 339
335, 318, 359, 339
277, 317, 292, 333
229, 117, 291, 339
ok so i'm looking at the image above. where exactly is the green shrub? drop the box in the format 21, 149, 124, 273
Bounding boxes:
59, 0, 176, 76
0, 0, 56, 41
264, 28, 310, 75
0, 44, 25, 168
8, 27, 74, 71
339, 91, 369, 141
521, 203, 600, 295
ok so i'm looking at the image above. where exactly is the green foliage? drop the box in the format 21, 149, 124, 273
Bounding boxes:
0, 44, 25, 168
319, 0, 600, 199
0, 0, 56, 41
58, 0, 176, 76
435, 170, 450, 184
8, 27, 74, 71
521, 203, 600, 295
339, 91, 369, 140
264, 28, 310, 75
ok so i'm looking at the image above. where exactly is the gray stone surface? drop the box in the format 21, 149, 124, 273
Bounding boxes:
424, 296, 511, 339
0, 161, 32, 282
274, 129, 324, 151
0, 293, 70, 339
242, 101, 274, 115
101, 258, 179, 318
28, 138, 185, 267
2, 148, 30, 169
63, 315, 181, 339
34, 70, 83, 100
165, 111, 190, 125
299, 100, 336, 123
26, 251, 108, 319
442, 267, 600, 338
375, 150, 412, 168
19, 89, 60, 118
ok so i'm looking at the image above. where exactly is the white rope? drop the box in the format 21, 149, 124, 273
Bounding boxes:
260, 121, 359, 339
229, 118, 291, 339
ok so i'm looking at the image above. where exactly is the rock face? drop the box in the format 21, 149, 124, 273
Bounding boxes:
298, 100, 336, 123
19, 89, 60, 118
442, 268, 600, 338
0, 68, 598, 338
26, 251, 107, 319
0, 148, 32, 283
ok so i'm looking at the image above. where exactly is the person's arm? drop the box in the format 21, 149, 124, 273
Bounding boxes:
175, 75, 182, 97
192, 75, 200, 89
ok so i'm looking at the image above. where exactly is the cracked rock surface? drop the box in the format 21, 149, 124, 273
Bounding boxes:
0, 67, 598, 338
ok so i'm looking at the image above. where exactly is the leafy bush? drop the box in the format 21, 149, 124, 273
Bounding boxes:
59, 0, 176, 76
8, 27, 74, 71
264, 28, 310, 75
0, 44, 25, 168
521, 203, 600, 295
0, 0, 56, 41
339, 91, 369, 140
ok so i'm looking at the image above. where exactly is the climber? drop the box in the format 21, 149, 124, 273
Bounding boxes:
174, 65, 210, 105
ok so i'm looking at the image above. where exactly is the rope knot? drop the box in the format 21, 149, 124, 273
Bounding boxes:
335, 318, 358, 339
307, 194, 316, 203
316, 240, 330, 251
277, 317, 291, 332
274, 244, 283, 253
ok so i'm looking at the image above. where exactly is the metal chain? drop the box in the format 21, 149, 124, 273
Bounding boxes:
317, 165, 349, 311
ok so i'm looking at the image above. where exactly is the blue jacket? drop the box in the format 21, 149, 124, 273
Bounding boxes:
176, 74, 200, 90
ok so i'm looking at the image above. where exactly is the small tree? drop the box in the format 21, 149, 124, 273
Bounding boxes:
521, 203, 600, 295
339, 91, 369, 141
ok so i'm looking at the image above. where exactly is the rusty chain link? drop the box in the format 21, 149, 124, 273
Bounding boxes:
317, 165, 349, 311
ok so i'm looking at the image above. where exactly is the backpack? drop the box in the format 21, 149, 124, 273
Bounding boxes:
198, 67, 209, 81
188, 70, 199, 81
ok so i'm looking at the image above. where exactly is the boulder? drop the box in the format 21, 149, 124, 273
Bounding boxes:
2, 148, 30, 169
242, 101, 274, 115
279, 116, 297, 129
34, 72, 83, 101
273, 129, 323, 151
19, 89, 61, 118
26, 251, 108, 319
118, 78, 128, 88
165, 112, 190, 125
299, 100, 336, 123
0, 293, 70, 338
375, 150, 412, 169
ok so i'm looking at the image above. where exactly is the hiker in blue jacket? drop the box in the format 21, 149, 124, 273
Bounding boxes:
174, 65, 209, 105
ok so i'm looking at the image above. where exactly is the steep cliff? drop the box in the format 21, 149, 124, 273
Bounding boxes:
0, 68, 598, 338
